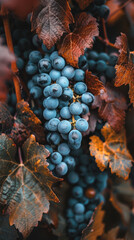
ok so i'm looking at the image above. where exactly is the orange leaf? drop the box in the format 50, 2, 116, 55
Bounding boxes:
31, 0, 74, 49
0, 134, 60, 237
75, 0, 94, 10
81, 203, 105, 240
58, 13, 99, 67
90, 123, 133, 180
114, 33, 134, 106
85, 71, 106, 96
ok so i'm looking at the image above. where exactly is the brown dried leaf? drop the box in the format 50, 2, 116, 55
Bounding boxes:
16, 100, 46, 144
0, 103, 14, 134
58, 13, 99, 67
0, 134, 60, 237
82, 110, 98, 136
85, 71, 106, 96
89, 123, 133, 180
114, 33, 134, 105
75, 0, 93, 10
81, 203, 105, 240
31, 0, 74, 49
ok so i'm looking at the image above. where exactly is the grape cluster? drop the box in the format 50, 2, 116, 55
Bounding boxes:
79, 49, 117, 80
26, 46, 94, 176
66, 150, 108, 240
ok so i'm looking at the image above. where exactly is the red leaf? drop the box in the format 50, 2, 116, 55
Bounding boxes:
85, 71, 106, 96
75, 0, 94, 10
58, 13, 99, 67
31, 0, 74, 49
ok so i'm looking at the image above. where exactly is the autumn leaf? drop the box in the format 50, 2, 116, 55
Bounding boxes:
58, 13, 99, 67
1, 0, 39, 19
0, 103, 14, 134
75, 0, 93, 10
85, 71, 106, 96
81, 203, 105, 240
0, 215, 18, 240
15, 100, 46, 144
0, 134, 60, 237
114, 33, 134, 106
31, 0, 74, 49
89, 123, 133, 180
92, 83, 127, 132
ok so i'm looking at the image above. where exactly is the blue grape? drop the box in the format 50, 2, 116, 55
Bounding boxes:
74, 82, 87, 95
26, 62, 37, 75
43, 97, 59, 109
67, 171, 79, 184
45, 145, 53, 154
50, 51, 58, 60
96, 60, 107, 73
58, 99, 69, 109
81, 103, 89, 115
68, 198, 78, 207
62, 87, 73, 101
16, 58, 24, 70
78, 55, 88, 70
60, 106, 71, 119
29, 50, 42, 63
43, 86, 50, 97
74, 214, 84, 223
48, 162, 55, 171
47, 132, 61, 145
81, 92, 94, 105
56, 162, 68, 176
76, 118, 88, 132
58, 120, 71, 134
52, 56, 65, 70
98, 52, 110, 62
61, 133, 68, 140
27, 80, 34, 90
64, 155, 76, 169
74, 69, 85, 82
68, 130, 82, 145
47, 118, 60, 131
66, 208, 74, 218
58, 143, 70, 156
98, 5, 110, 19
84, 210, 93, 221
56, 76, 69, 88
50, 152, 62, 164
62, 65, 75, 79
109, 54, 118, 66
42, 43, 55, 53
32, 34, 42, 48
49, 83, 62, 97
43, 108, 56, 120
74, 203, 85, 214
67, 218, 78, 229
84, 174, 95, 184
72, 186, 83, 198
30, 86, 42, 99
37, 73, 51, 87
85, 50, 98, 60
69, 102, 83, 115
105, 66, 116, 79
38, 58, 52, 73
49, 69, 61, 81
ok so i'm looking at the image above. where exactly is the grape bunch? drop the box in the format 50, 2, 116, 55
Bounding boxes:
26, 46, 94, 176
87, 0, 110, 20
66, 150, 108, 240
79, 49, 117, 80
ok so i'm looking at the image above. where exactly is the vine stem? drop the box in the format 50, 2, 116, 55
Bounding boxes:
97, 36, 119, 50
102, 18, 108, 41
18, 147, 23, 165
1, 6, 21, 103
107, 0, 132, 22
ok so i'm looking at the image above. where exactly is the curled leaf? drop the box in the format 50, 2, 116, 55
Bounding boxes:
90, 123, 133, 180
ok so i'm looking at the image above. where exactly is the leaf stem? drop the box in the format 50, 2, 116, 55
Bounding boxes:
97, 36, 119, 50
18, 147, 23, 165
1, 6, 21, 103
102, 18, 108, 41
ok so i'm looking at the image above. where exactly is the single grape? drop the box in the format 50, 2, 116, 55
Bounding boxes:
49, 69, 61, 81
46, 132, 61, 145
38, 58, 52, 73
26, 62, 38, 75
43, 97, 59, 109
88, 60, 96, 71
42, 43, 55, 53
58, 143, 70, 156
43, 108, 56, 120
62, 65, 75, 79
74, 82, 87, 95
74, 69, 85, 82
37, 73, 51, 87
64, 155, 76, 169
50, 152, 62, 164
95, 60, 107, 73
16, 58, 24, 70
50, 51, 58, 60
98, 5, 110, 19
52, 56, 65, 70
58, 120, 71, 134
56, 162, 68, 176
56, 76, 69, 88
68, 130, 82, 145
81, 92, 94, 105
78, 55, 88, 70
45, 145, 53, 154
30, 86, 42, 99
69, 102, 83, 115
81, 103, 89, 115
47, 118, 60, 131
43, 86, 50, 97
62, 88, 73, 101
49, 83, 62, 97
29, 50, 42, 63
67, 171, 79, 184
76, 118, 88, 132
74, 203, 85, 214
85, 50, 98, 60
98, 52, 110, 62
60, 106, 71, 119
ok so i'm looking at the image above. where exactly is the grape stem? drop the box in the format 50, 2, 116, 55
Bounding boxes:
1, 6, 22, 103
